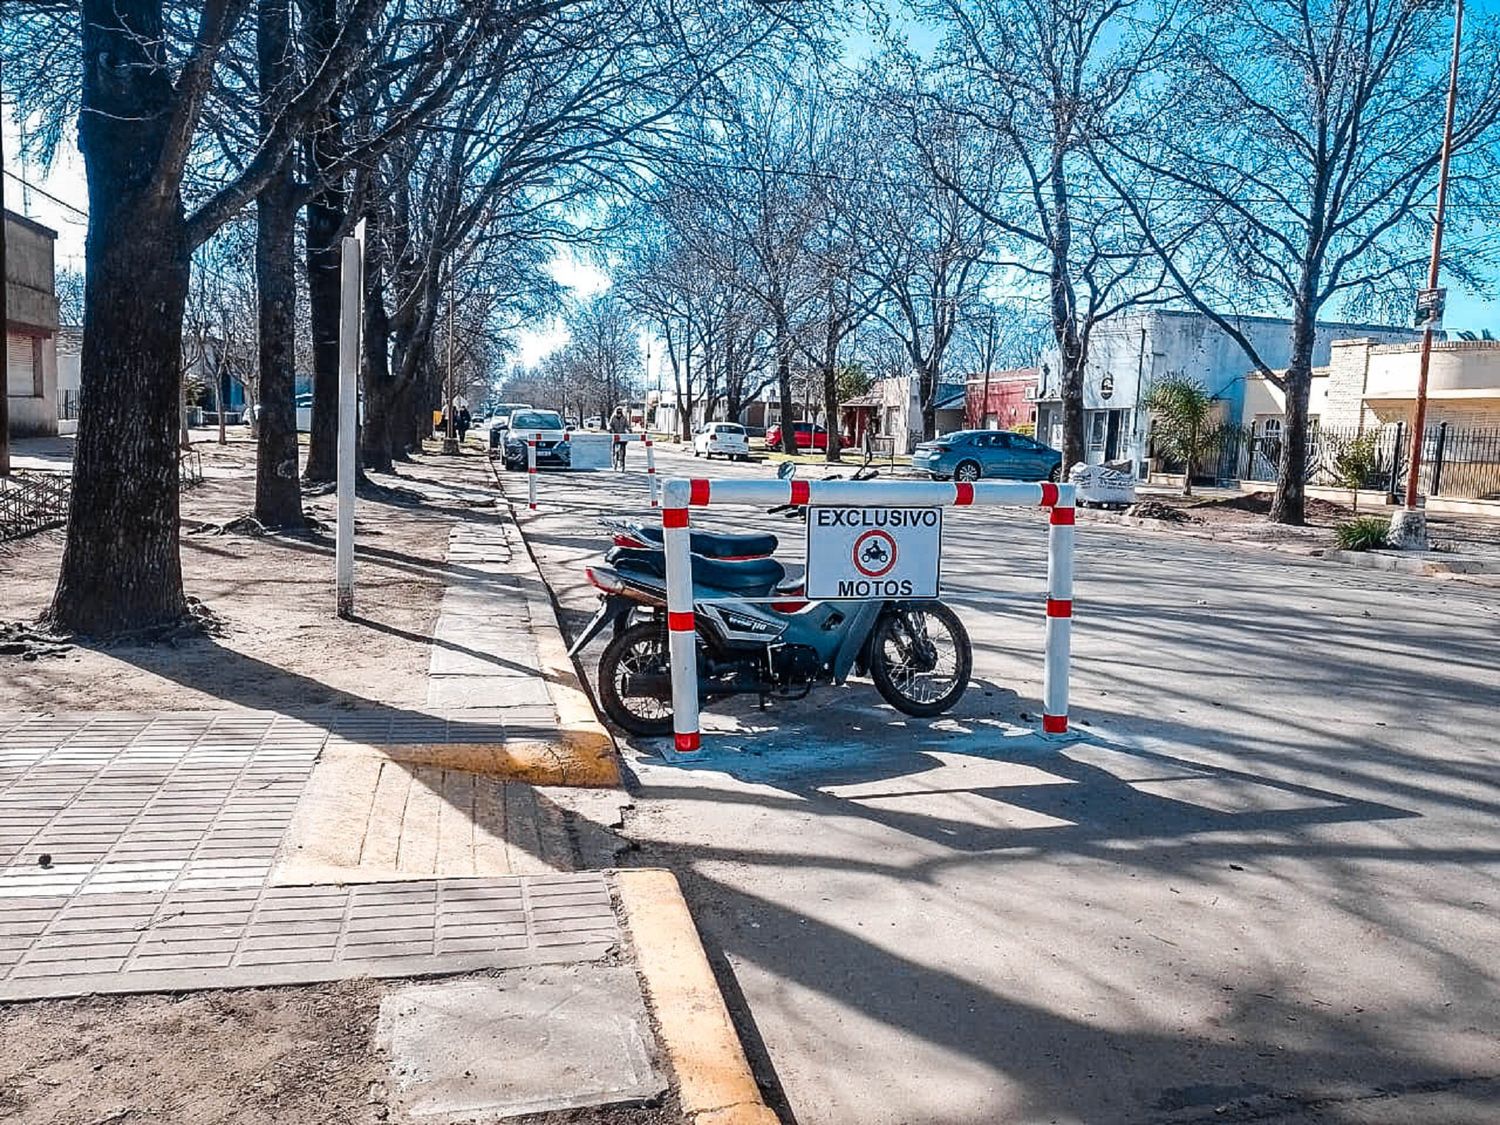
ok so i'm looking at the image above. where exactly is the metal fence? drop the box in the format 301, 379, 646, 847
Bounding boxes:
1196, 423, 1500, 501
0, 472, 72, 541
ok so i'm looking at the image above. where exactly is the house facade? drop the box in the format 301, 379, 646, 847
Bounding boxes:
5, 211, 61, 438
840, 376, 965, 455
965, 367, 1039, 431
1034, 310, 1418, 474
1244, 337, 1500, 432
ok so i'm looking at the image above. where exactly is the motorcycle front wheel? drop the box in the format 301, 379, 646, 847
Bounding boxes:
597, 620, 675, 737
869, 603, 972, 717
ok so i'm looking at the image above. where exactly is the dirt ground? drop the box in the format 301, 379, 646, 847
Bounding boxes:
0, 434, 506, 713
0, 979, 683, 1125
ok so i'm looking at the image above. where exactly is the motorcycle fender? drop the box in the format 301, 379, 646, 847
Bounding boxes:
567, 596, 632, 658
831, 600, 887, 684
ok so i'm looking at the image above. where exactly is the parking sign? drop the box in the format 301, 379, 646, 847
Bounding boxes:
805, 506, 943, 599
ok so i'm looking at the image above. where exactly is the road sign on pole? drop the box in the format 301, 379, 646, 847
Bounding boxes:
804, 506, 943, 599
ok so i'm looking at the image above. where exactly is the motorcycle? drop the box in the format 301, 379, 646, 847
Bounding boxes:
575, 464, 973, 737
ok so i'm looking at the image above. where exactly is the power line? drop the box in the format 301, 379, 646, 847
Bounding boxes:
2, 169, 87, 221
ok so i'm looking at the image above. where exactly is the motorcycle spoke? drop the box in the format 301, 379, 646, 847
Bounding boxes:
879, 611, 960, 705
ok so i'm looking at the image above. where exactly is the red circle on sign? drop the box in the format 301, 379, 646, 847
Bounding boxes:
852, 529, 898, 578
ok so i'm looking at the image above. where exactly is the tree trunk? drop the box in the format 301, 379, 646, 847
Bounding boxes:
775, 316, 796, 455
919, 361, 936, 445
254, 176, 303, 524
1270, 304, 1315, 525
252, 0, 302, 527
50, 0, 190, 635
301, 0, 345, 484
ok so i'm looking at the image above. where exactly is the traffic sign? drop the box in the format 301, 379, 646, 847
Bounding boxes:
805, 506, 943, 599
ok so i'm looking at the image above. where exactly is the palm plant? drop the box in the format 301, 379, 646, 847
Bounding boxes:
1145, 376, 1232, 497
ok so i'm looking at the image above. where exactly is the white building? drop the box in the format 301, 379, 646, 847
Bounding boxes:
5, 210, 61, 438
1034, 310, 1418, 474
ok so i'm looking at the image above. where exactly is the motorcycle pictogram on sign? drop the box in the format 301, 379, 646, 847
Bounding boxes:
852, 529, 898, 578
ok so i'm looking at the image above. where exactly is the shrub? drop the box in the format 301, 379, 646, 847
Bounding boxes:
1334, 516, 1390, 552
1329, 431, 1381, 513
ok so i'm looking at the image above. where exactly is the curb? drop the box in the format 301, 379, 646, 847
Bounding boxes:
498, 513, 622, 788
1322, 548, 1500, 578
614, 869, 780, 1125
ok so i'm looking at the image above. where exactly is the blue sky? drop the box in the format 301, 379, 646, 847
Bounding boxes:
3, 2, 1496, 336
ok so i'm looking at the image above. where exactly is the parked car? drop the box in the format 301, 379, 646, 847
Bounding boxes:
912, 430, 1062, 483
583, 415, 603, 430
499, 409, 570, 469
486, 402, 532, 448
765, 422, 839, 451
693, 422, 751, 461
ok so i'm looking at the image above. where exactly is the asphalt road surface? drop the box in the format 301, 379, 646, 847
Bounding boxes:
504, 447, 1500, 1125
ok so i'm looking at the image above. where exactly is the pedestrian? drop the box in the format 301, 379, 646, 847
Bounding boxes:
608, 406, 630, 470
457, 407, 472, 442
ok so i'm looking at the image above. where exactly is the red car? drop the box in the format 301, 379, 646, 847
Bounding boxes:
765, 422, 840, 451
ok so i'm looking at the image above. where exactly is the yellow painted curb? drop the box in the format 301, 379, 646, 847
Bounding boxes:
501, 515, 623, 789
356, 738, 618, 787
614, 869, 779, 1125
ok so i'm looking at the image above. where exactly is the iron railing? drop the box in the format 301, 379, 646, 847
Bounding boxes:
0, 471, 72, 541
1190, 423, 1500, 501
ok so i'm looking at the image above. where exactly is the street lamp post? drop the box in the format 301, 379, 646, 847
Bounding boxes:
1391, 0, 1464, 549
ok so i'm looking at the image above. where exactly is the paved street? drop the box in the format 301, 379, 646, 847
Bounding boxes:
507, 446, 1500, 1125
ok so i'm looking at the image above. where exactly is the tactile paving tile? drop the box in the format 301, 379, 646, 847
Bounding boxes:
0, 873, 618, 1000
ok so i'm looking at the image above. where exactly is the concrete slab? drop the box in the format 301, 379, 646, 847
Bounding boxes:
377, 966, 666, 1121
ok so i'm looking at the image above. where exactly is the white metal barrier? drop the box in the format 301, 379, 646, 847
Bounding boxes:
510, 430, 659, 511
659, 476, 1076, 752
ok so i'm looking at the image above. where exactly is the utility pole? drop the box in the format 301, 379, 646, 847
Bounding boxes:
1392, 0, 1463, 549
442, 261, 459, 455
1, 58, 11, 478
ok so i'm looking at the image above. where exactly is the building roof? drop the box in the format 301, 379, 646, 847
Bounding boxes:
841, 390, 883, 408
4, 208, 59, 240
934, 383, 966, 410
964, 367, 1039, 384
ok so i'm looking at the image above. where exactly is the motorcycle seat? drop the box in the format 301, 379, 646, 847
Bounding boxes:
608, 547, 786, 596
628, 525, 778, 559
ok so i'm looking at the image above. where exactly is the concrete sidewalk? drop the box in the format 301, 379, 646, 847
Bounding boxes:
0, 456, 780, 1125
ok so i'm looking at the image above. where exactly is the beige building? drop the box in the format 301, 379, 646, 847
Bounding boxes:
1244, 337, 1500, 432
5, 210, 61, 438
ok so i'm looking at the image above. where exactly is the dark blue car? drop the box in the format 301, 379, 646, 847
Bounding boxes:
911, 430, 1062, 483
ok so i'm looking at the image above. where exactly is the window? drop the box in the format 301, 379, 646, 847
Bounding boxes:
7, 335, 41, 398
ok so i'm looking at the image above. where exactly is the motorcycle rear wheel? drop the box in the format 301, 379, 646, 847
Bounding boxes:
869, 603, 972, 717
598, 620, 675, 737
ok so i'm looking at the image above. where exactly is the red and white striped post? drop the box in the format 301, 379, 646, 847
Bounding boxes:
1040, 481, 1074, 736
659, 476, 1075, 752
645, 438, 659, 507
527, 436, 538, 510
660, 477, 701, 751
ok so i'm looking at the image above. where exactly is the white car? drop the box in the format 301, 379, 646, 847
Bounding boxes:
694, 422, 750, 461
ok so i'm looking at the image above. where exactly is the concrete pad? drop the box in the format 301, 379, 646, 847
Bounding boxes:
377, 967, 665, 1121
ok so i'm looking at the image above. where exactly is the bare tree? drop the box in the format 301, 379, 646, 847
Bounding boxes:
1096, 0, 1500, 523
922, 0, 1180, 470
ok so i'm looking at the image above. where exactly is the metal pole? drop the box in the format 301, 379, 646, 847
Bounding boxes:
442, 263, 460, 454
527, 435, 537, 510
1399, 0, 1464, 541
645, 437, 658, 507
335, 229, 363, 617
1042, 483, 1075, 737
661, 479, 700, 752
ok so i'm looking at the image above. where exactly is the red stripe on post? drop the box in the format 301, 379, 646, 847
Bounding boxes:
689, 479, 711, 506
790, 480, 810, 506
1042, 714, 1068, 734
662, 507, 689, 529
1050, 506, 1075, 526
1046, 598, 1073, 618
954, 482, 974, 506
674, 732, 701, 752
668, 611, 695, 632
1040, 481, 1059, 507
